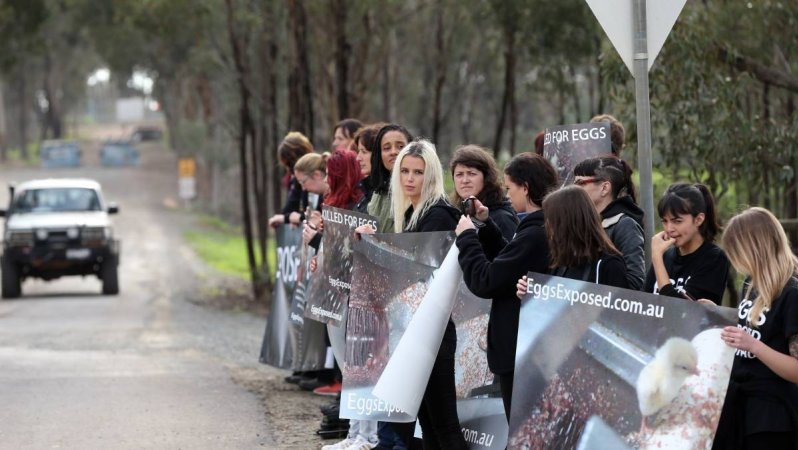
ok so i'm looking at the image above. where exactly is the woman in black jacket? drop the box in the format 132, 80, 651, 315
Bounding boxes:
449, 145, 518, 241
362, 138, 465, 449
454, 152, 559, 421
573, 156, 645, 290
268, 131, 314, 228
538, 186, 629, 287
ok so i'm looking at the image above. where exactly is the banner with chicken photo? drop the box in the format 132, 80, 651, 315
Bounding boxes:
340, 231, 500, 438
510, 273, 737, 450
542, 122, 611, 186
304, 206, 378, 327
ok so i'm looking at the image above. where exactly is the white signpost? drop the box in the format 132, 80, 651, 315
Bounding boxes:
585, 0, 687, 264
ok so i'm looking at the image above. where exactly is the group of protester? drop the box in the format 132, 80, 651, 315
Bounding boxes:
267, 117, 798, 450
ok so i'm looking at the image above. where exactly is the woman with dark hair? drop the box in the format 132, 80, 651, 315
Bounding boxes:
455, 152, 558, 420
333, 118, 363, 152
366, 124, 412, 233
449, 145, 518, 241
573, 156, 645, 290
643, 183, 729, 304
713, 207, 798, 450
537, 186, 628, 287
352, 123, 385, 214
268, 131, 314, 228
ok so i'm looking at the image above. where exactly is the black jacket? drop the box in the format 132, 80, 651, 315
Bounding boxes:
487, 201, 519, 242
281, 176, 309, 221
552, 251, 629, 289
354, 180, 373, 215
404, 198, 460, 232
601, 197, 645, 290
643, 241, 729, 304
456, 210, 548, 375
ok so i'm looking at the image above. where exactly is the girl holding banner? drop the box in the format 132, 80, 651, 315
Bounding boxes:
268, 131, 314, 228
714, 207, 798, 450
573, 156, 645, 290
454, 152, 558, 421
643, 183, 729, 304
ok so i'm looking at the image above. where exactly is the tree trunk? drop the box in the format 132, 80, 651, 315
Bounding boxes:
18, 66, 28, 160
786, 95, 797, 241
431, 0, 447, 146
225, 0, 262, 300
287, 0, 314, 138
331, 0, 350, 119
493, 27, 516, 157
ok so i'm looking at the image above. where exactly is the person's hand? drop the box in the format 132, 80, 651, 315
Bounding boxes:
302, 221, 318, 245
472, 198, 489, 222
354, 223, 376, 240
268, 214, 285, 228
288, 211, 302, 226
652, 231, 676, 257
309, 256, 318, 273
721, 326, 760, 354
308, 210, 322, 228
455, 215, 476, 236
516, 275, 529, 300
697, 298, 715, 306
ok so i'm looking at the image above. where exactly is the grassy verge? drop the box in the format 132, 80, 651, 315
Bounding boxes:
184, 215, 276, 281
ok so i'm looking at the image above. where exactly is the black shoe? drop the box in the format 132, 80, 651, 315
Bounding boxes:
320, 400, 339, 415
298, 377, 327, 391
284, 374, 311, 384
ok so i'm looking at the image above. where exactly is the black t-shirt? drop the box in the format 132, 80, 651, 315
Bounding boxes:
643, 241, 729, 304
731, 278, 798, 434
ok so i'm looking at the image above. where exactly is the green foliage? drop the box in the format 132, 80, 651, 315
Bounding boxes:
184, 218, 276, 280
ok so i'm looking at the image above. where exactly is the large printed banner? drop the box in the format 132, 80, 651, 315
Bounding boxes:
510, 273, 736, 450
305, 206, 378, 327
543, 122, 611, 186
339, 231, 507, 450
259, 225, 302, 369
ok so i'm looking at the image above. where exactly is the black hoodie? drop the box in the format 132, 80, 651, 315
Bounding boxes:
600, 196, 645, 290
456, 210, 549, 375
404, 198, 460, 232
488, 201, 519, 242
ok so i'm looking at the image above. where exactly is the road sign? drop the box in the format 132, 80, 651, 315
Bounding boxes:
585, 0, 687, 75
178, 158, 196, 178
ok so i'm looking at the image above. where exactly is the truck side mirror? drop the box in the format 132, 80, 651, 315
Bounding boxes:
107, 203, 119, 214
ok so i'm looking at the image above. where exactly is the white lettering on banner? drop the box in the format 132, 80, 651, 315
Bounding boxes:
328, 276, 352, 291
290, 312, 304, 324
321, 209, 378, 230
345, 393, 405, 417
570, 126, 607, 142
462, 427, 495, 447
526, 279, 665, 319
277, 245, 300, 283
735, 299, 768, 359
310, 305, 343, 322
544, 130, 570, 145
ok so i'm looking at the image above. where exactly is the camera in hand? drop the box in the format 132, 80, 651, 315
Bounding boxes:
461, 196, 477, 217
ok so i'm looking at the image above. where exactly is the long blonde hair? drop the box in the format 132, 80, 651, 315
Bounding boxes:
722, 207, 798, 326
391, 139, 446, 233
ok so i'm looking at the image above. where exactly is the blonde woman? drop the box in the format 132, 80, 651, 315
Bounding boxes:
714, 207, 798, 450
358, 139, 465, 449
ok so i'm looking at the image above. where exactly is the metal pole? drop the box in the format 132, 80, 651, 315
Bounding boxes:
633, 0, 655, 266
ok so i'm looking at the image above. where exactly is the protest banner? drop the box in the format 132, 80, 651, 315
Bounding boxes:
340, 231, 501, 438
259, 225, 302, 369
543, 122, 611, 186
509, 273, 736, 450
283, 228, 327, 371
304, 206, 378, 327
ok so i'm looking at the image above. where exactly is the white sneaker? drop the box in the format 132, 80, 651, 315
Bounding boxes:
343, 436, 376, 450
321, 437, 355, 450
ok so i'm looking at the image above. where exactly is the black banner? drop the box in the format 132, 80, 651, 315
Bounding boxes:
543, 122, 611, 186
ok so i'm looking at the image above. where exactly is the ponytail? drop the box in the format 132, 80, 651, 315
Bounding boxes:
693, 183, 721, 243
573, 156, 637, 203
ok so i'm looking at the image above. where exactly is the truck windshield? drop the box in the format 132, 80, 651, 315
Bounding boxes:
13, 188, 102, 213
